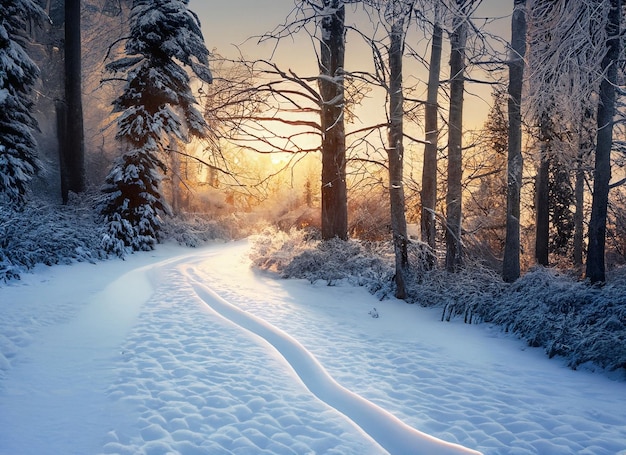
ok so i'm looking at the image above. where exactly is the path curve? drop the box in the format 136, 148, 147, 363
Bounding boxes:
186, 267, 481, 455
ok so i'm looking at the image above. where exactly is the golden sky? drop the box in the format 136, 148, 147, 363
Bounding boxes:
189, 0, 513, 133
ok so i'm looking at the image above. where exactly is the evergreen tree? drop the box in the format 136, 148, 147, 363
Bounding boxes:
0, 0, 44, 207
100, 0, 212, 255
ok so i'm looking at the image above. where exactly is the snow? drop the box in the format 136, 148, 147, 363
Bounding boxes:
1, 240, 625, 454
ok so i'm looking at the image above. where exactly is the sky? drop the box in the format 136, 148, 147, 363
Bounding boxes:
189, 0, 513, 132
1, 240, 625, 454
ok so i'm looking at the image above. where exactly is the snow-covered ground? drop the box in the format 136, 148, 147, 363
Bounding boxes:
0, 240, 624, 455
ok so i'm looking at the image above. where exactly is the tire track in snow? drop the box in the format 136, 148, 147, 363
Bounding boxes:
186, 267, 482, 455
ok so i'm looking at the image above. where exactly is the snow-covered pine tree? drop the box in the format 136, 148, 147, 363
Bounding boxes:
100, 0, 212, 255
0, 0, 44, 207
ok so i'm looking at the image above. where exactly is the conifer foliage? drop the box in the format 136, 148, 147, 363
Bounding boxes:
0, 0, 43, 207
100, 0, 212, 256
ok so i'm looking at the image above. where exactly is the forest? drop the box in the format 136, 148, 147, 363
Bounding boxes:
1, 0, 625, 372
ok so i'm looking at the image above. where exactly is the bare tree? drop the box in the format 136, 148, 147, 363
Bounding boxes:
319, 0, 349, 240
375, 0, 416, 299
526, 0, 607, 268
502, 0, 526, 282
420, 1, 443, 265
587, 0, 621, 283
255, 1, 350, 240
445, 0, 471, 272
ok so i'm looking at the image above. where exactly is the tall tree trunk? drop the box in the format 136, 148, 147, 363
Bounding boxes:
420, 17, 442, 266
502, 0, 526, 283
445, 0, 467, 272
63, 0, 85, 202
586, 0, 621, 283
319, 0, 348, 241
388, 19, 408, 299
535, 113, 550, 266
574, 106, 593, 267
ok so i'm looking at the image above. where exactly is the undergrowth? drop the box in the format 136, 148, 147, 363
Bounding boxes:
0, 197, 231, 283
250, 227, 626, 373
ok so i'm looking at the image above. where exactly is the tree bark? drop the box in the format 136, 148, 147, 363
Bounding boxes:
586, 0, 621, 283
319, 0, 348, 241
420, 18, 442, 266
63, 0, 86, 201
445, 0, 467, 272
502, 0, 526, 283
388, 19, 408, 299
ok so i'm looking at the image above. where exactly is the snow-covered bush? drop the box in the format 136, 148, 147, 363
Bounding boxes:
250, 227, 395, 295
160, 214, 230, 247
249, 227, 316, 273
250, 229, 626, 372
488, 267, 626, 371
408, 260, 505, 324
282, 238, 393, 289
0, 198, 106, 282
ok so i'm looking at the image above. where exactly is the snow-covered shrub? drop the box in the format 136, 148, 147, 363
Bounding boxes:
160, 213, 230, 247
249, 227, 315, 273
0, 198, 106, 282
250, 229, 626, 372
282, 238, 393, 289
487, 267, 626, 371
407, 259, 505, 324
250, 227, 394, 295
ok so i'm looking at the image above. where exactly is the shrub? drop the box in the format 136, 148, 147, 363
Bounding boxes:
0, 197, 106, 282
250, 229, 626, 373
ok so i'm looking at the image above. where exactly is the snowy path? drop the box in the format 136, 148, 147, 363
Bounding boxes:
187, 269, 478, 454
1, 240, 625, 454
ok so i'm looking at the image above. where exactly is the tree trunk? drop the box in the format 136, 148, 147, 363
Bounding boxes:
502, 0, 526, 283
420, 18, 442, 266
586, 0, 621, 283
55, 100, 69, 200
319, 0, 348, 241
388, 20, 408, 299
445, 1, 467, 272
63, 0, 86, 201
535, 140, 550, 266
574, 106, 593, 267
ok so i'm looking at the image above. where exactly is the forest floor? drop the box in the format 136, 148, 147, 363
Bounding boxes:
0, 240, 625, 454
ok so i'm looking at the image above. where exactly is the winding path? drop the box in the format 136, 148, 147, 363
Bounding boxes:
186, 266, 481, 455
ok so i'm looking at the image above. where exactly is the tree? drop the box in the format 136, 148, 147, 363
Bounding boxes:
502, 0, 526, 282
420, 1, 443, 266
0, 0, 44, 207
100, 0, 212, 255
61, 0, 86, 201
318, 0, 349, 240
586, 0, 621, 283
381, 0, 414, 299
526, 0, 605, 269
445, 0, 470, 272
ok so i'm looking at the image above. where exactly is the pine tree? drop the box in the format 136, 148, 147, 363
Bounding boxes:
100, 0, 212, 255
0, 0, 44, 207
